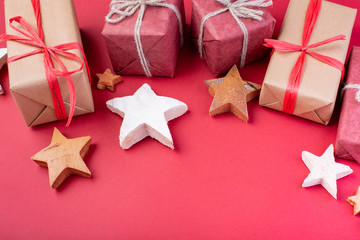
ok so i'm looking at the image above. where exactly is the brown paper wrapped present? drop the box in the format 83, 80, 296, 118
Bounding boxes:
102, 0, 184, 77
259, 0, 356, 125
4, 0, 94, 127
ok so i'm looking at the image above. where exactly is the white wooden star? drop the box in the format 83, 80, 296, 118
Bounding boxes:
302, 144, 353, 199
0, 48, 6, 70
106, 83, 188, 149
0, 48, 7, 95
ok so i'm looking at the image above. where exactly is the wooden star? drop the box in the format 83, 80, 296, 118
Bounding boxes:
302, 144, 353, 199
107, 83, 188, 150
96, 69, 122, 91
347, 186, 360, 215
204, 65, 261, 122
31, 128, 92, 189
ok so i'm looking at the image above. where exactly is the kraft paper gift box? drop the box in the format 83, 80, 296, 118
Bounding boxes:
4, 0, 94, 127
102, 0, 184, 77
335, 47, 360, 163
191, 0, 276, 76
259, 0, 357, 125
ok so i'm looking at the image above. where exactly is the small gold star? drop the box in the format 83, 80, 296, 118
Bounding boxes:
347, 186, 360, 215
96, 69, 122, 91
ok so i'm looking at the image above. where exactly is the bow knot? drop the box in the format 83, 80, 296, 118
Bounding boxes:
106, 0, 166, 23
225, 1, 232, 8
218, 0, 273, 21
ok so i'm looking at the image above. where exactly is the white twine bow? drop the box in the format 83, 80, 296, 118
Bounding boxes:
343, 84, 360, 102
198, 0, 273, 68
106, 0, 183, 77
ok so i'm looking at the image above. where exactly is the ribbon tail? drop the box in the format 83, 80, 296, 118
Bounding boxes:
307, 50, 345, 81
65, 75, 76, 127
307, 35, 346, 49
264, 39, 302, 52
7, 49, 43, 63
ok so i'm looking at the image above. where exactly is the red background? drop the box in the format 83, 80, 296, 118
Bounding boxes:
1, 0, 360, 239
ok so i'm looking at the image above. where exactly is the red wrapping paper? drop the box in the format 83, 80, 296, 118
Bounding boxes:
191, 0, 276, 76
335, 47, 360, 163
102, 0, 184, 77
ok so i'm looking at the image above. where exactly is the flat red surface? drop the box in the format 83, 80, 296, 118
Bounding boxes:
1, 0, 360, 239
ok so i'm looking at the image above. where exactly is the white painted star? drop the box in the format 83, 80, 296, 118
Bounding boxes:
302, 144, 353, 199
0, 48, 7, 69
106, 83, 188, 150
0, 48, 7, 95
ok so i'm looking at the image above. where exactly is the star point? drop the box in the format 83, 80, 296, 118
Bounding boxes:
204, 65, 261, 122
302, 144, 353, 199
347, 186, 360, 215
31, 128, 92, 189
106, 83, 188, 149
96, 68, 122, 91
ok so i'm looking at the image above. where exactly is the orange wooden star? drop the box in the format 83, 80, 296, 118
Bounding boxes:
347, 186, 360, 215
31, 128, 92, 189
204, 65, 261, 122
96, 69, 122, 91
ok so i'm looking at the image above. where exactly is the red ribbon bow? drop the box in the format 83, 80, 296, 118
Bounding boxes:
0, 0, 91, 126
264, 0, 345, 114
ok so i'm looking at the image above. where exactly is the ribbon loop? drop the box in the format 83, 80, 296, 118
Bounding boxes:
198, 0, 273, 68
105, 0, 183, 77
0, 0, 91, 126
264, 0, 345, 114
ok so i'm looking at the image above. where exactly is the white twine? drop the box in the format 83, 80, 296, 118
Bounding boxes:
343, 84, 360, 102
106, 0, 184, 77
198, 0, 273, 68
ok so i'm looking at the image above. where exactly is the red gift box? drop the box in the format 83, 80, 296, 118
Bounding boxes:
335, 47, 360, 163
191, 0, 276, 76
102, 0, 184, 77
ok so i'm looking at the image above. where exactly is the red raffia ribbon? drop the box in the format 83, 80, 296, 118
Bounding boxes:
264, 0, 345, 114
0, 0, 91, 126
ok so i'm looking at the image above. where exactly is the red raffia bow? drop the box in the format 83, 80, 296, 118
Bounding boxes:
264, 0, 345, 114
0, 0, 91, 126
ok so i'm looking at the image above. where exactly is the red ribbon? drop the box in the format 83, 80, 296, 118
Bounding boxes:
0, 0, 91, 126
264, 0, 345, 114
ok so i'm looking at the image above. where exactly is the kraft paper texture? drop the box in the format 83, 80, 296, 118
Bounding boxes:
335, 47, 360, 163
191, 0, 276, 77
259, 0, 357, 125
102, 0, 184, 77
5, 0, 94, 127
